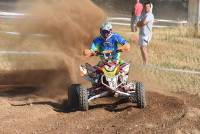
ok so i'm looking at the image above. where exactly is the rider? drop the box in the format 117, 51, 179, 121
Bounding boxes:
83, 22, 130, 63
82, 22, 130, 85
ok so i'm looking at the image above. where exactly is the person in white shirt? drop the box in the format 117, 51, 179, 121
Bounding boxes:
137, 1, 154, 65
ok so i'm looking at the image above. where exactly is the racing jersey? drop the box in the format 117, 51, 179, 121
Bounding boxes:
90, 33, 128, 61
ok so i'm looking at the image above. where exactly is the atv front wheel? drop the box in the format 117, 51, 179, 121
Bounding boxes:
135, 82, 146, 108
78, 87, 89, 111
68, 84, 79, 109
68, 84, 89, 111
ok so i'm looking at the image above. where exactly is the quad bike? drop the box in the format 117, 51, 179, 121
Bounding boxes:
68, 51, 146, 111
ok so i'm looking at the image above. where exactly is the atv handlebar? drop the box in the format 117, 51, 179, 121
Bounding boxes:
94, 49, 122, 56
94, 50, 122, 60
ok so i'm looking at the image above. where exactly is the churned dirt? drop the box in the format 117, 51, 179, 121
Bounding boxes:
0, 90, 200, 134
0, 0, 199, 134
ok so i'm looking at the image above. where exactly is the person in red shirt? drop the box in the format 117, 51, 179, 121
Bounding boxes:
131, 0, 143, 32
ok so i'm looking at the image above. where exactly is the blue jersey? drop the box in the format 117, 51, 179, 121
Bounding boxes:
90, 33, 127, 60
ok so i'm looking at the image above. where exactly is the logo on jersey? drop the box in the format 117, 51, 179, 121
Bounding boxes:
103, 41, 114, 50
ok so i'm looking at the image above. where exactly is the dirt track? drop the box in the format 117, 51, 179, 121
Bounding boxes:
0, 90, 200, 134
0, 1, 199, 134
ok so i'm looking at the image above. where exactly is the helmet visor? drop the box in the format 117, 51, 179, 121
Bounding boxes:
101, 30, 111, 39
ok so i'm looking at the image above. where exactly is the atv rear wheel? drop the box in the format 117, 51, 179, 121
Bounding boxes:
135, 82, 146, 108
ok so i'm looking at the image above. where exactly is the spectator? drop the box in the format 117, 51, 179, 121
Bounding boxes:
137, 1, 154, 65
131, 0, 143, 32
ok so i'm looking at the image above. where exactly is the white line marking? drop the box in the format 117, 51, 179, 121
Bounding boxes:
0, 11, 26, 16
108, 17, 131, 21
0, 31, 48, 37
111, 22, 171, 28
108, 17, 187, 24
154, 19, 187, 24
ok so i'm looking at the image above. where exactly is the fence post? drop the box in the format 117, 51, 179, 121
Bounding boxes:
197, 0, 200, 35
188, 0, 200, 36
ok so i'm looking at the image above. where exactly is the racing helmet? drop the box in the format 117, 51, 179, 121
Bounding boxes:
100, 22, 112, 40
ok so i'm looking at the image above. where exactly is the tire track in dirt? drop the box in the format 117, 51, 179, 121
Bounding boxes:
1, 91, 199, 134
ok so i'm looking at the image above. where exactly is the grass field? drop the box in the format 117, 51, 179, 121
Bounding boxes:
114, 25, 200, 94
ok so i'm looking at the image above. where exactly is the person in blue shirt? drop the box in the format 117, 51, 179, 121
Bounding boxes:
83, 22, 130, 63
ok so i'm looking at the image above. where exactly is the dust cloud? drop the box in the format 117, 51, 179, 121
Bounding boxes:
13, 0, 105, 97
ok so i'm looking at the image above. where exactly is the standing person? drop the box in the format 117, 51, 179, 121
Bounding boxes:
137, 1, 154, 65
131, 0, 143, 32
